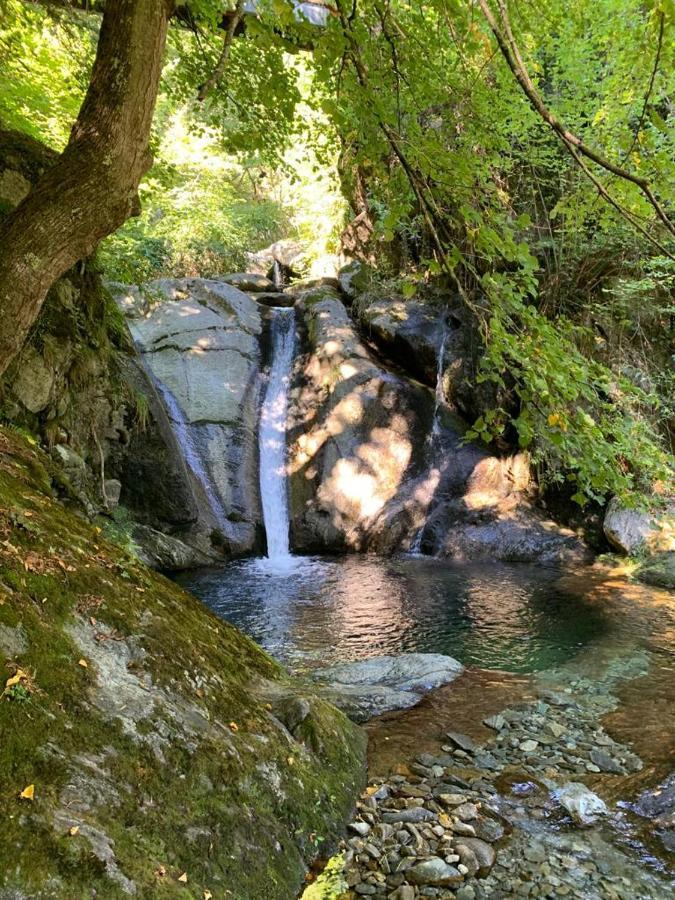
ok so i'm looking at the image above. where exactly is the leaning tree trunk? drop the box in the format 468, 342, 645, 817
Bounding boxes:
0, 0, 174, 377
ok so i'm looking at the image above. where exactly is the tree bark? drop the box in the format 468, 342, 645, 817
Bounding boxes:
0, 0, 174, 377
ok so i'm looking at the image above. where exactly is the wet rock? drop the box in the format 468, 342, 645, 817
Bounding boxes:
349, 821, 372, 837
484, 714, 506, 731
455, 838, 495, 871
445, 732, 479, 753
407, 858, 463, 886
311, 654, 463, 721
555, 783, 608, 826
132, 524, 215, 571
116, 277, 264, 555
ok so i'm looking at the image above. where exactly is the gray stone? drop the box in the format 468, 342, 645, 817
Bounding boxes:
555, 782, 608, 826
133, 525, 215, 572
349, 821, 372, 837
103, 479, 122, 510
12, 346, 54, 413
484, 714, 507, 731
603, 497, 674, 555
589, 749, 624, 774
381, 808, 438, 825
0, 623, 28, 658
389, 887, 415, 900
312, 653, 463, 721
215, 272, 275, 292
454, 838, 495, 871
407, 858, 463, 886
445, 731, 478, 753
115, 277, 264, 555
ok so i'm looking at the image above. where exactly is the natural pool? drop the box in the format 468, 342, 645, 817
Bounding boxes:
180, 555, 675, 885
179, 555, 612, 674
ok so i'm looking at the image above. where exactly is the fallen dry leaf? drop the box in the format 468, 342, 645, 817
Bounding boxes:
78, 658, 88, 669
177, 872, 188, 883
19, 784, 34, 801
229, 721, 239, 732
204, 891, 213, 900
68, 825, 80, 836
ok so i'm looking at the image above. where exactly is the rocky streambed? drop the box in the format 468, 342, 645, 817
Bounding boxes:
335, 674, 673, 899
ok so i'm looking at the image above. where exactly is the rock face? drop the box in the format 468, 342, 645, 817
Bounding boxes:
288, 286, 588, 564
312, 653, 464, 722
0, 428, 366, 899
0, 129, 133, 510
603, 497, 674, 556
113, 278, 265, 556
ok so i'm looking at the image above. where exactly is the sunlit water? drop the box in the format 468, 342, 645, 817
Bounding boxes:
178, 555, 613, 673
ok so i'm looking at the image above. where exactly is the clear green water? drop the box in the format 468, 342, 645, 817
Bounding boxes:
178, 555, 610, 673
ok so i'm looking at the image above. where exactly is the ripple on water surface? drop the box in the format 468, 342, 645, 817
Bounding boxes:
178, 555, 611, 673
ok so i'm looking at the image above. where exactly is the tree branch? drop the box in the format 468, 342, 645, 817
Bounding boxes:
477, 0, 675, 245
197, 0, 245, 102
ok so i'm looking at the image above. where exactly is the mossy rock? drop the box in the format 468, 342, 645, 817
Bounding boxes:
0, 427, 366, 898
635, 552, 675, 591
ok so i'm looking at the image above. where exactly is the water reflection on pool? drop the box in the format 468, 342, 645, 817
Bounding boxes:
178, 555, 610, 673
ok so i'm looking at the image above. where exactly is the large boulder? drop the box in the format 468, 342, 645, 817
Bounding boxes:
311, 653, 464, 722
288, 288, 587, 565
603, 497, 674, 555
112, 278, 265, 556
214, 272, 275, 292
351, 289, 487, 419
0, 427, 366, 899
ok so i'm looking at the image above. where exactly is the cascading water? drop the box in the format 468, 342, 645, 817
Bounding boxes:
410, 320, 447, 555
149, 375, 230, 532
430, 326, 448, 439
258, 307, 296, 562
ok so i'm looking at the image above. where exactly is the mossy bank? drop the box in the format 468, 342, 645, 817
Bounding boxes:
0, 427, 366, 899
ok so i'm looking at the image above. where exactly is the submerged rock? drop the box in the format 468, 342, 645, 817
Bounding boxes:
311, 653, 464, 722
555, 782, 608, 826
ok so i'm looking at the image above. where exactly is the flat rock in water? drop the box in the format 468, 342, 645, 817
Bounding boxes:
311, 653, 463, 722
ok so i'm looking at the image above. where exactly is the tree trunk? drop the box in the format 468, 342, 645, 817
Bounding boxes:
0, 0, 174, 377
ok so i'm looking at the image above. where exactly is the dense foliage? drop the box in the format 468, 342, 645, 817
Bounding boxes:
305, 0, 674, 505
0, 0, 673, 506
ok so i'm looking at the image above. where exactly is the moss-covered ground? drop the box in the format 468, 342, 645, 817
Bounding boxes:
0, 427, 366, 899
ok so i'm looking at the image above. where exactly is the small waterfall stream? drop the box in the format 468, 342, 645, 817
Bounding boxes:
148, 374, 230, 532
410, 320, 447, 555
258, 307, 296, 562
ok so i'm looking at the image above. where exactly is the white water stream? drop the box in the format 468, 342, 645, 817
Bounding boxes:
410, 321, 447, 554
258, 308, 296, 563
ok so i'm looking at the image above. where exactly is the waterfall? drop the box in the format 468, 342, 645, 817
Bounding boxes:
430, 326, 447, 439
149, 375, 230, 532
410, 320, 447, 555
259, 308, 296, 562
